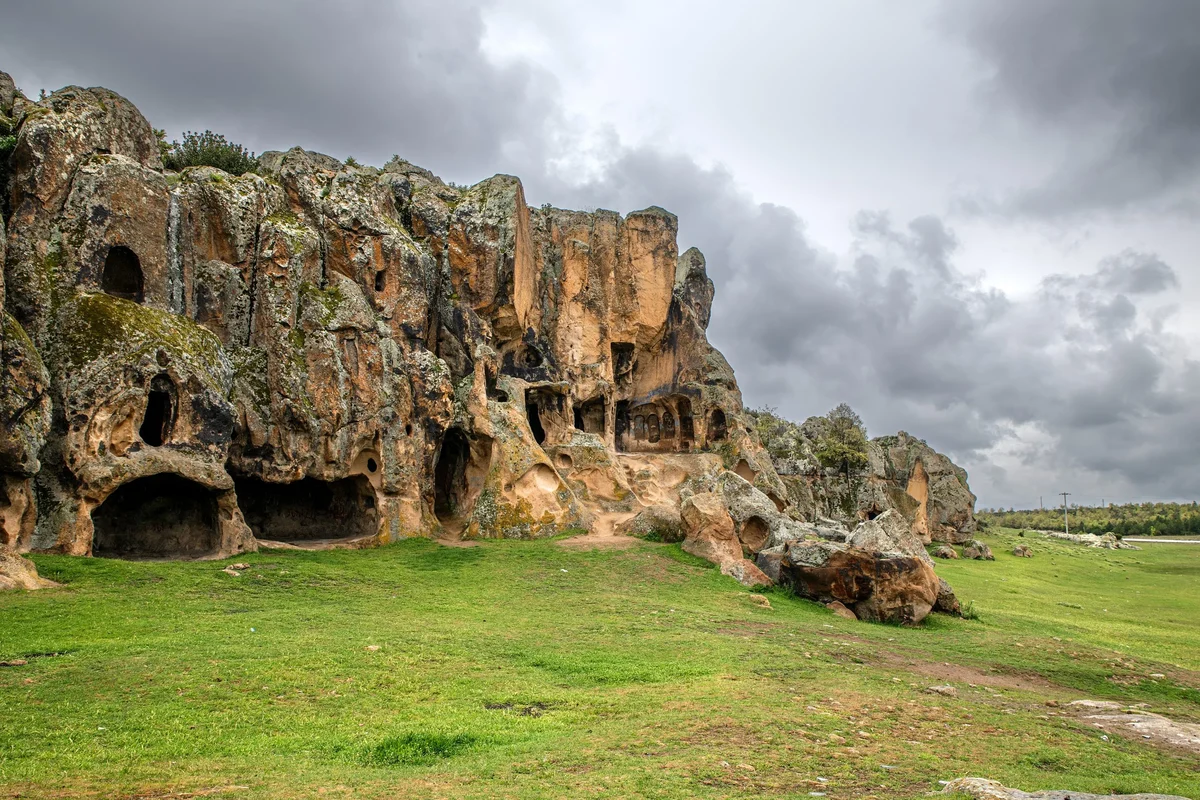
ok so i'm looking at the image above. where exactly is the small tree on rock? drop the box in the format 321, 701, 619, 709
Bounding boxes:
814, 403, 869, 483
162, 130, 258, 176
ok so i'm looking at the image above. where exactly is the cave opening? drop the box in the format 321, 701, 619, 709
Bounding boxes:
611, 342, 634, 384
92, 474, 218, 558
139, 374, 176, 447
101, 245, 144, 303
678, 398, 695, 443
234, 475, 377, 543
434, 428, 471, 521
573, 396, 606, 434
525, 390, 546, 444
375, 270, 386, 292
709, 408, 727, 442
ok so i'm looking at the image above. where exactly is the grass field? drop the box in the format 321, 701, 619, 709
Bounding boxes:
1, 528, 1197, 799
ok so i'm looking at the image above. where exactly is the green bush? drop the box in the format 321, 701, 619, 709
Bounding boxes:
162, 129, 258, 176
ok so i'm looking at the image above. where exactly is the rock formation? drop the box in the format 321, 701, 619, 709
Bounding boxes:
750, 411, 978, 543
0, 74, 973, 623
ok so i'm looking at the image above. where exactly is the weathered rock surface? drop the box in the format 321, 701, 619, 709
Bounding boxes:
752, 412, 978, 543
932, 544, 958, 559
962, 540, 995, 560
781, 537, 940, 625
1041, 531, 1139, 550
1012, 544, 1033, 557
942, 777, 1189, 800
0, 70, 961, 614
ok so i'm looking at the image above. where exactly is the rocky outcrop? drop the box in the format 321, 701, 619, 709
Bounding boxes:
0, 69, 963, 619
0, 71, 790, 566
752, 411, 977, 543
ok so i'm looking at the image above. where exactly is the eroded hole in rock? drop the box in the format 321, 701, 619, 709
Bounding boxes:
374, 270, 386, 292
139, 374, 176, 447
740, 515, 769, 554
101, 245, 144, 303
611, 342, 634, 384
768, 491, 786, 513
734, 458, 756, 483
92, 474, 218, 558
234, 475, 377, 542
678, 398, 695, 444
556, 452, 573, 470
574, 396, 605, 434
614, 401, 630, 449
366, 458, 378, 473
525, 390, 546, 445
647, 413, 660, 443
662, 411, 676, 440
709, 408, 727, 442
522, 346, 543, 368
434, 428, 473, 522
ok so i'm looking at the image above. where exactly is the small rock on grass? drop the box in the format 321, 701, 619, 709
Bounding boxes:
826, 600, 857, 620
926, 684, 958, 697
748, 593, 772, 609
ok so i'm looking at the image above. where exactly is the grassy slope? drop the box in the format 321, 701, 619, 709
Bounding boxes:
1, 529, 1197, 799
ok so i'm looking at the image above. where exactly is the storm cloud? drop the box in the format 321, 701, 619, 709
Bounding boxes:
944, 0, 1200, 218
2, 0, 1198, 507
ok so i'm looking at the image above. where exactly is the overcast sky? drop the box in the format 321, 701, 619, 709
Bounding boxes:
4, 0, 1199, 509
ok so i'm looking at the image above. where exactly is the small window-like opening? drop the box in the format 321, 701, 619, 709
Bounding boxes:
647, 413, 660, 443
525, 390, 546, 445
611, 342, 635, 384
366, 457, 378, 473
522, 347, 543, 368
405, 423, 413, 436
374, 270, 386, 292
101, 245, 144, 303
633, 415, 647, 441
709, 408, 727, 442
662, 410, 676, 439
556, 452, 573, 470
678, 398, 695, 442
574, 396, 606, 434
139, 374, 175, 447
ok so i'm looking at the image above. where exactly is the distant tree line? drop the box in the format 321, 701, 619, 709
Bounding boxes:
979, 502, 1200, 537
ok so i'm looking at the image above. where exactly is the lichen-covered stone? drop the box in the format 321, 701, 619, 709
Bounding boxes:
0, 71, 957, 614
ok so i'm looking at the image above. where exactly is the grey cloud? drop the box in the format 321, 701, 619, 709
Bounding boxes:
3, 0, 1198, 506
0, 0, 557, 181
943, 0, 1200, 217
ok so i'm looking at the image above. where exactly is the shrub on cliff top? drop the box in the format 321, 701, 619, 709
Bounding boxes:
161, 129, 258, 176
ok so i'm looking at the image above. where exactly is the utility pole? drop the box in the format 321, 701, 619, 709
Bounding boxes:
1040, 496, 1043, 510
1060, 492, 1071, 535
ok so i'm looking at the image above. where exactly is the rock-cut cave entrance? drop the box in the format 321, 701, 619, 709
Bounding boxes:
92, 474, 219, 558
139, 374, 176, 447
101, 245, 144, 303
234, 475, 377, 544
434, 428, 472, 523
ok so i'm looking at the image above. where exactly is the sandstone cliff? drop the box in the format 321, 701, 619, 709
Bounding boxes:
0, 74, 973, 621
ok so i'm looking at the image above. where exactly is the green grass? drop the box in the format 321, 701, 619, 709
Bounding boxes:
1, 528, 1197, 799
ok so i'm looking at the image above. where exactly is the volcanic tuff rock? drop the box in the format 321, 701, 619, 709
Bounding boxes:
752, 412, 978, 544
0, 73, 973, 619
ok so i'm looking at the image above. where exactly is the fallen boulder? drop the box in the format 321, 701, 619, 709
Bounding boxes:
932, 544, 958, 559
783, 538, 939, 625
0, 548, 56, 590
934, 577, 961, 615
962, 540, 995, 560
1012, 544, 1033, 558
